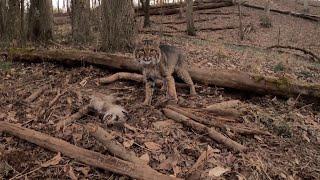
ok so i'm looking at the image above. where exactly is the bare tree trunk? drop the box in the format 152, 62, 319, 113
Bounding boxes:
27, 0, 53, 42
101, 0, 135, 52
57, 0, 60, 13
303, 0, 309, 13
0, 0, 7, 41
140, 0, 151, 28
186, 0, 196, 36
71, 0, 91, 43
5, 0, 21, 44
237, 1, 244, 40
20, 0, 25, 46
178, 0, 183, 18
260, 0, 272, 28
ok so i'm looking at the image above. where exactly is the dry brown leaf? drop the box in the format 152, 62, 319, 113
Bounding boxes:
152, 120, 174, 130
144, 142, 161, 151
75, 167, 90, 177
64, 164, 78, 180
140, 153, 150, 164
189, 145, 217, 173
208, 166, 230, 177
123, 139, 135, 148
41, 152, 62, 168
302, 131, 311, 143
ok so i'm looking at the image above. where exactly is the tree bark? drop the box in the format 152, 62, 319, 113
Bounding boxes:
27, 0, 53, 41
0, 121, 179, 180
5, 0, 21, 43
4, 48, 320, 99
71, 0, 91, 43
140, 0, 151, 27
186, 0, 196, 36
101, 0, 135, 52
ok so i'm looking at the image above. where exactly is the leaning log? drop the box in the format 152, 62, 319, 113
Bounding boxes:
0, 121, 179, 180
3, 48, 320, 98
243, 3, 320, 22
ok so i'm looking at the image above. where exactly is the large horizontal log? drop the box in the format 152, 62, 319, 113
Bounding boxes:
0, 121, 178, 180
3, 48, 320, 98
136, 1, 234, 16
243, 3, 320, 22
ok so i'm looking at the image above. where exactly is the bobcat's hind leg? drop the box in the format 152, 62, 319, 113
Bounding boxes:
143, 80, 155, 105
176, 68, 196, 95
165, 75, 178, 103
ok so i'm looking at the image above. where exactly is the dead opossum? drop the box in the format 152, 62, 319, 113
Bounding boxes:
89, 92, 128, 125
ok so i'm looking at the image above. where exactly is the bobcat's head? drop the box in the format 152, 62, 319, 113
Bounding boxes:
134, 39, 161, 66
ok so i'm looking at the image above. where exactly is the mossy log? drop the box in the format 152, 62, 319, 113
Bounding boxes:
3, 48, 320, 98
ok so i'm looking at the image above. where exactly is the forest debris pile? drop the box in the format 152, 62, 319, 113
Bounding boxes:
0, 62, 319, 179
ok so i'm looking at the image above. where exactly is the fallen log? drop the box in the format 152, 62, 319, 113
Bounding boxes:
243, 3, 320, 22
156, 17, 217, 25
267, 45, 320, 62
163, 108, 247, 152
167, 105, 270, 136
55, 105, 90, 131
0, 121, 177, 180
139, 25, 238, 34
98, 72, 189, 88
25, 85, 48, 103
136, 2, 234, 16
4, 48, 320, 99
85, 123, 143, 164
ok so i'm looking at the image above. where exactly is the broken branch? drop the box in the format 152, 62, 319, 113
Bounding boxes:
0, 122, 177, 180
163, 108, 247, 152
55, 105, 90, 131
25, 85, 48, 103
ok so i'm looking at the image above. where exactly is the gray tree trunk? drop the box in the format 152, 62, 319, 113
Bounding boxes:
71, 0, 91, 43
0, 0, 7, 41
186, 0, 196, 36
101, 0, 136, 52
27, 0, 53, 42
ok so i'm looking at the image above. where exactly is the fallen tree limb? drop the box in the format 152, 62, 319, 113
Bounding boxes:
4, 48, 320, 99
206, 100, 241, 109
156, 17, 218, 25
137, 1, 234, 16
55, 105, 90, 130
163, 108, 247, 152
243, 3, 320, 22
139, 25, 238, 34
0, 121, 177, 180
267, 45, 320, 62
98, 72, 189, 88
167, 105, 271, 136
25, 85, 48, 103
85, 123, 143, 164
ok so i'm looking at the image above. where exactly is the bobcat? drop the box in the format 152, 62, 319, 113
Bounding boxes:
134, 40, 196, 105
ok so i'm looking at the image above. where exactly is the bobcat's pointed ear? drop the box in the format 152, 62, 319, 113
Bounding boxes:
153, 38, 161, 47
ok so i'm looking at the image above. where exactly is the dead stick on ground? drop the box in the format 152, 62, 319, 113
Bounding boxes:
98, 72, 189, 88
206, 100, 241, 109
167, 105, 271, 136
25, 85, 48, 103
267, 45, 320, 62
163, 108, 247, 152
0, 122, 178, 180
85, 123, 143, 164
55, 105, 90, 131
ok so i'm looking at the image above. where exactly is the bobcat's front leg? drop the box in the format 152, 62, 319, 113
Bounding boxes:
143, 80, 155, 105
165, 75, 178, 103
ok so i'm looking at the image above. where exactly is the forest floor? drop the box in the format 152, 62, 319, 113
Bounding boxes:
1, 0, 320, 179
